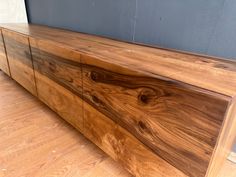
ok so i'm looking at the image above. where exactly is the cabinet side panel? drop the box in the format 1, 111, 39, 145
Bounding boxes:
0, 29, 10, 76
206, 99, 236, 177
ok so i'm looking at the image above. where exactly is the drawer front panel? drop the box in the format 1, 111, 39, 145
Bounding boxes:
30, 39, 83, 131
34, 72, 83, 132
81, 55, 229, 177
0, 29, 10, 76
2, 30, 36, 95
83, 100, 186, 177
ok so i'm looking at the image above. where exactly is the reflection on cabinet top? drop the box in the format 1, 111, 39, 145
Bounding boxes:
1, 23, 236, 97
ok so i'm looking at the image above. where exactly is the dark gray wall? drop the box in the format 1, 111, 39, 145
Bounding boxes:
25, 0, 136, 41
25, 0, 236, 60
25, 0, 236, 152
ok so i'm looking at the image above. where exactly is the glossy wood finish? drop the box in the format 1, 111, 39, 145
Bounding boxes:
0, 71, 131, 177
1, 24, 236, 177
29, 39, 230, 176
81, 54, 229, 177
30, 39, 83, 132
29, 39, 186, 177
83, 101, 186, 177
2, 29, 37, 96
0, 28, 10, 76
30, 39, 231, 176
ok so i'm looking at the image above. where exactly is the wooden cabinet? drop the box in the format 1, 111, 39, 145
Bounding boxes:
2, 29, 37, 96
0, 29, 10, 76
0, 24, 236, 177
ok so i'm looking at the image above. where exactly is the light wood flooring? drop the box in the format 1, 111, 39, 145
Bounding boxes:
0, 70, 235, 177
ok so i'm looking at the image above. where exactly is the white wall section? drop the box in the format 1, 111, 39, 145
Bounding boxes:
0, 0, 27, 23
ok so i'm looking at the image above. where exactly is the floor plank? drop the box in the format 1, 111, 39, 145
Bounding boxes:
0, 71, 131, 177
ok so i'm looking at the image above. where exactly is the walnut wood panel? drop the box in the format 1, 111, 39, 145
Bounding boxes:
81, 55, 230, 177
2, 29, 37, 95
83, 101, 187, 177
0, 29, 10, 76
30, 38, 83, 132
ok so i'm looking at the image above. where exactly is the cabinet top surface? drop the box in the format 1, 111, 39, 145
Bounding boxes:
1, 23, 236, 97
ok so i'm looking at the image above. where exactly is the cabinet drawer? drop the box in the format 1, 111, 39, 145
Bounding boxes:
30, 39, 83, 132
83, 100, 186, 177
0, 29, 10, 76
2, 30, 36, 95
81, 55, 229, 177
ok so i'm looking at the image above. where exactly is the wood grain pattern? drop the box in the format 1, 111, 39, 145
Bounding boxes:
30, 38, 83, 132
29, 30, 232, 177
83, 100, 186, 177
0, 70, 131, 177
29, 37, 231, 176
30, 38, 82, 97
30, 37, 187, 176
0, 28, 10, 76
81, 55, 230, 177
2, 29, 37, 96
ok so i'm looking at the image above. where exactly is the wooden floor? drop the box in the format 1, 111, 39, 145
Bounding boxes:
0, 70, 235, 177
